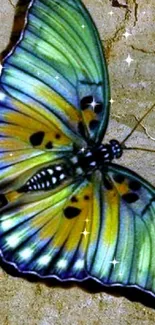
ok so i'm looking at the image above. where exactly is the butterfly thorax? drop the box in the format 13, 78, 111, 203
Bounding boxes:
74, 139, 122, 175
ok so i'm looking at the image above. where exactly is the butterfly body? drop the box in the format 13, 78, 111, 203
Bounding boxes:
18, 139, 122, 193
0, 0, 155, 297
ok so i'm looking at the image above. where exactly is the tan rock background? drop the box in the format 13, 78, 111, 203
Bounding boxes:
0, 0, 155, 324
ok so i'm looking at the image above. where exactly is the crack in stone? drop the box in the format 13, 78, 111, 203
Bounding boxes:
131, 45, 155, 54
133, 0, 138, 26
101, 1, 132, 60
104, 25, 124, 61
4, 315, 8, 325
102, 9, 130, 61
140, 122, 155, 142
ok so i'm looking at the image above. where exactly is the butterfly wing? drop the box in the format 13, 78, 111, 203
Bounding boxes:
1, 0, 110, 143
1, 162, 155, 296
0, 91, 85, 191
0, 174, 99, 280
86, 164, 155, 296
0, 0, 110, 277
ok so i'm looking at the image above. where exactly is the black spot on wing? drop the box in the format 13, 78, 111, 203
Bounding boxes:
113, 174, 125, 184
122, 192, 139, 203
71, 196, 78, 203
45, 141, 53, 149
55, 133, 61, 139
80, 96, 93, 110
30, 131, 45, 146
89, 120, 99, 130
84, 195, 90, 201
129, 180, 141, 191
64, 206, 81, 219
94, 103, 103, 114
0, 194, 8, 208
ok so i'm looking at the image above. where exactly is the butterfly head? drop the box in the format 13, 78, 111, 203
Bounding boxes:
109, 139, 123, 159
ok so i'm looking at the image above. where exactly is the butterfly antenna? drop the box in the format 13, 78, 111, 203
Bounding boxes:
121, 103, 155, 146
123, 147, 155, 153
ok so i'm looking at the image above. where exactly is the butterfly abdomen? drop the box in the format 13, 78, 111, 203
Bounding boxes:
19, 164, 72, 192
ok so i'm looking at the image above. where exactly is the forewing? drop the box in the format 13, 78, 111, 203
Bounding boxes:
1, 0, 110, 143
87, 164, 155, 296
0, 91, 84, 192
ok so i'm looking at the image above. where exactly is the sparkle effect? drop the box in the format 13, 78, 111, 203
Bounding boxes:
125, 54, 134, 67
123, 31, 131, 39
81, 228, 90, 238
90, 98, 99, 110
109, 98, 115, 105
108, 10, 114, 16
110, 258, 119, 268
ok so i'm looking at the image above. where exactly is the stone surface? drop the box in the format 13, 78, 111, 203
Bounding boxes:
0, 0, 155, 324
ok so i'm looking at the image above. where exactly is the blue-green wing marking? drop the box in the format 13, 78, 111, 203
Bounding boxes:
1, 0, 110, 143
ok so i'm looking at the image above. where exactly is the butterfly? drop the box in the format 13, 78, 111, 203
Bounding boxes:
0, 0, 154, 297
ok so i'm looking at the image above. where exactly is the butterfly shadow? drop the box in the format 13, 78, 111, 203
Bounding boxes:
1, 258, 155, 309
